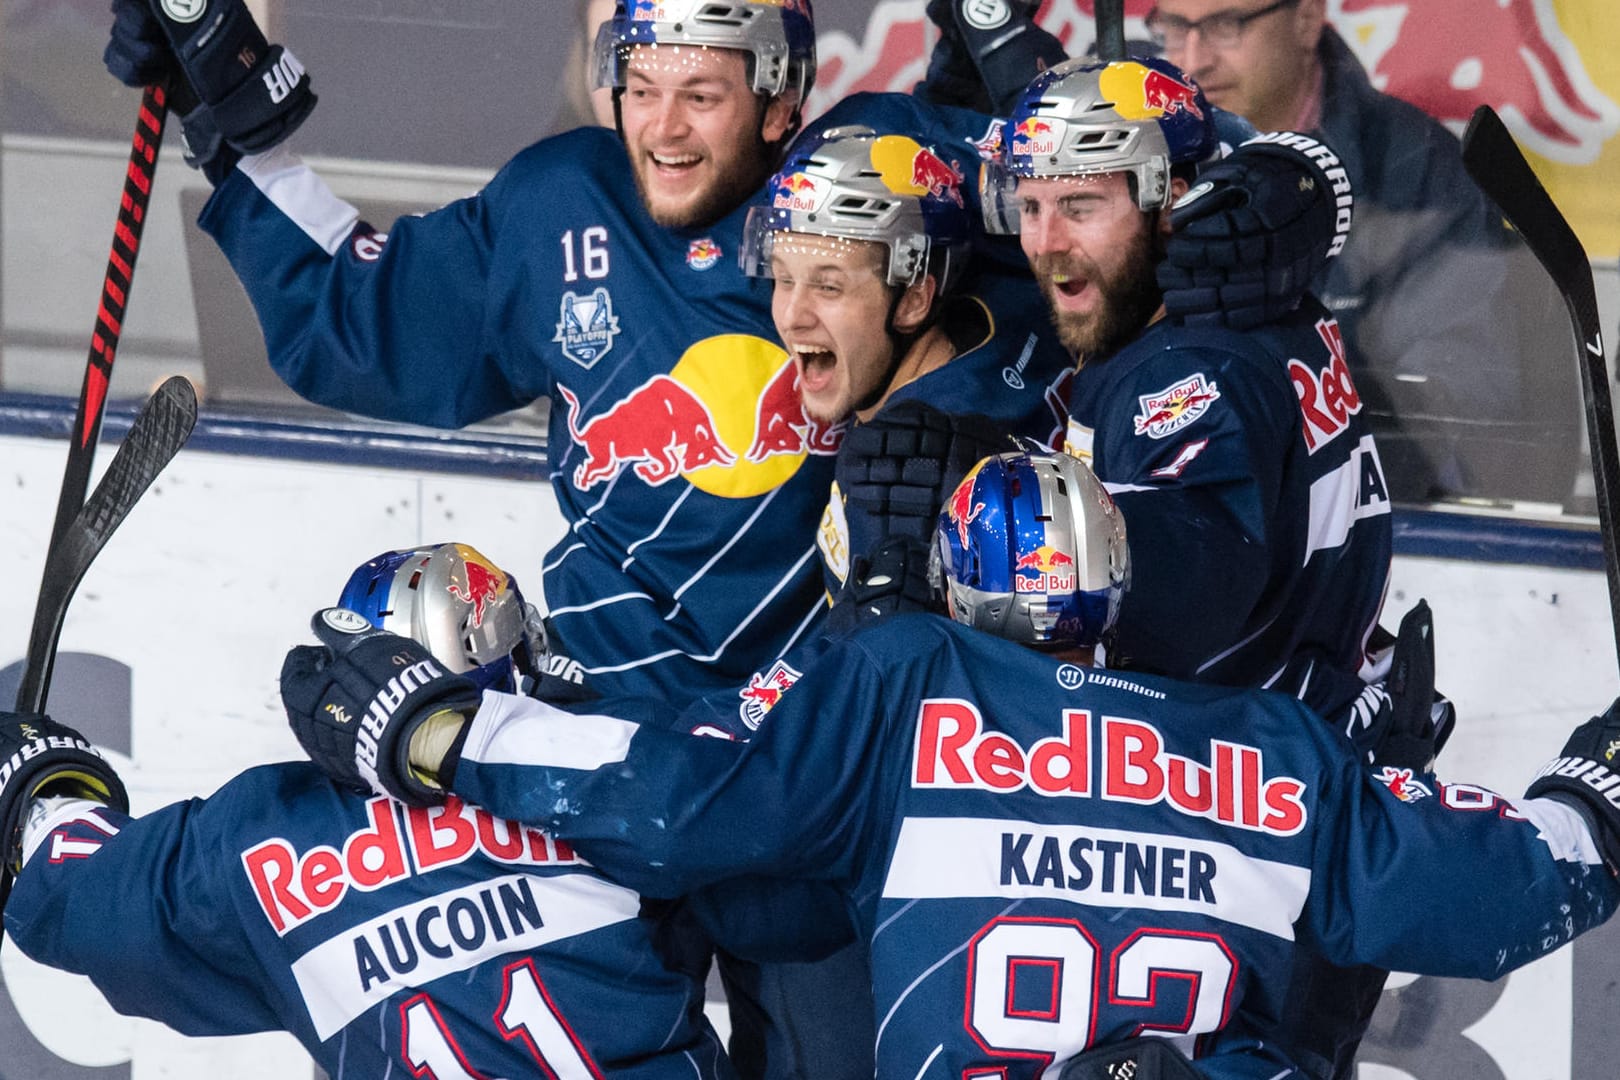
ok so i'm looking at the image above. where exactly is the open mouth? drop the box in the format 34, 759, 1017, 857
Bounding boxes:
648, 150, 702, 180
1048, 270, 1092, 309
793, 344, 838, 395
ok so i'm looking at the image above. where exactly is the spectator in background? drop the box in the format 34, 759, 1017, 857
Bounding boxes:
1147, 0, 1582, 505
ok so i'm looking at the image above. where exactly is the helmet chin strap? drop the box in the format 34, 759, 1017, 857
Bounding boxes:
854, 289, 923, 416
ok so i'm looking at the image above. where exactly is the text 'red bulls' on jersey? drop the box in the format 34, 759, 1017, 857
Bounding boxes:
447, 615, 1616, 1080
4, 764, 731, 1080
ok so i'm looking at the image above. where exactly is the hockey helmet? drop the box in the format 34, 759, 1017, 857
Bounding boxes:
740, 125, 974, 291
982, 55, 1218, 231
594, 0, 817, 100
932, 449, 1128, 647
337, 542, 542, 694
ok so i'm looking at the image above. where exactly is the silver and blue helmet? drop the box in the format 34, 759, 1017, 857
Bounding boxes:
337, 542, 542, 694
982, 55, 1219, 231
593, 0, 817, 100
740, 125, 974, 290
932, 449, 1128, 647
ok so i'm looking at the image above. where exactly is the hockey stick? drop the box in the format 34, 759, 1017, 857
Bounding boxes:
1094, 0, 1127, 62
1459, 104, 1620, 673
14, 376, 198, 715
46, 84, 170, 559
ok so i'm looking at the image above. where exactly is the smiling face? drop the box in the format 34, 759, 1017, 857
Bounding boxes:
619, 44, 797, 229
768, 233, 934, 424
1016, 171, 1177, 365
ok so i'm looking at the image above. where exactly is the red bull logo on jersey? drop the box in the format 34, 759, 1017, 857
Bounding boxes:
557, 336, 842, 499
242, 796, 579, 935
1010, 115, 1064, 159
1375, 766, 1434, 803
553, 287, 622, 370
1133, 373, 1221, 439
1014, 544, 1077, 594
1290, 318, 1364, 454
774, 172, 826, 213
686, 237, 722, 271
738, 659, 803, 730
448, 555, 505, 629
911, 700, 1307, 835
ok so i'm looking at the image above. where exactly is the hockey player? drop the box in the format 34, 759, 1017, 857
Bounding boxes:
100, 0, 1348, 708
982, 55, 1390, 740
0, 542, 737, 1080
737, 124, 1071, 604
277, 450, 1620, 1080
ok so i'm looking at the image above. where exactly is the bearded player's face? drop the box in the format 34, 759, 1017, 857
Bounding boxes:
619, 45, 796, 229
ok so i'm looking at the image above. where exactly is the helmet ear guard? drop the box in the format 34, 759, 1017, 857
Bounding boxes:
337, 543, 543, 694
932, 450, 1129, 649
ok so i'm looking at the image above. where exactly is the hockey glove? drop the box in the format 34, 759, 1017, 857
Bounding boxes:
838, 401, 1012, 548
923, 0, 1066, 117
0, 712, 129, 917
104, 0, 315, 176
1345, 599, 1456, 771
1055, 1037, 1202, 1080
824, 536, 938, 638
1160, 133, 1353, 330
1525, 697, 1620, 873
280, 609, 482, 807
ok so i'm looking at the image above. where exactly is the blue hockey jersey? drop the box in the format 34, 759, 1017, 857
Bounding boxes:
1065, 300, 1392, 733
5, 764, 730, 1080
444, 615, 1615, 1080
195, 95, 1042, 707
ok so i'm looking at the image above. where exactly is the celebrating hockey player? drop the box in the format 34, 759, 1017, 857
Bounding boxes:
100, 0, 1346, 708
276, 449, 1620, 1080
0, 542, 739, 1080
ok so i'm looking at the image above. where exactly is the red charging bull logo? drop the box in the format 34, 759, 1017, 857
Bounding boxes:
559, 377, 736, 489
911, 148, 965, 206
774, 172, 824, 212
738, 659, 803, 730
1374, 765, 1433, 803
1010, 116, 1062, 159
448, 558, 504, 629
1133, 373, 1221, 439
747, 358, 844, 462
1338, 0, 1618, 164
1141, 67, 1204, 120
686, 237, 722, 271
1014, 544, 1077, 594
945, 463, 988, 550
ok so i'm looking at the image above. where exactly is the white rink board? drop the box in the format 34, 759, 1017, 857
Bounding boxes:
1, 433, 1616, 1080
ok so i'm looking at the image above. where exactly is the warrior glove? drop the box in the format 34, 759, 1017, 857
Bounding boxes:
0, 711, 128, 918
1526, 697, 1620, 874
1160, 133, 1354, 331
281, 609, 481, 807
104, 0, 315, 176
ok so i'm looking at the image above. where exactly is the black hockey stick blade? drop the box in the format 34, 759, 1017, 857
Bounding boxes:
47, 83, 170, 560
1094, 0, 1127, 62
15, 376, 198, 715
1460, 105, 1620, 673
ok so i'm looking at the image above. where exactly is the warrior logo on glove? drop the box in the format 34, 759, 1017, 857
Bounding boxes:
160, 0, 204, 24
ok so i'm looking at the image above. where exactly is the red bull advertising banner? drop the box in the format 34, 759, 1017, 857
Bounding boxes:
807, 0, 1620, 256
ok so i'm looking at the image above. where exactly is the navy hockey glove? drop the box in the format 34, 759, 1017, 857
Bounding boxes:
1160, 133, 1354, 330
280, 609, 481, 807
0, 712, 129, 918
104, 0, 315, 176
922, 0, 1067, 116
838, 401, 1012, 547
824, 536, 937, 637
1345, 599, 1456, 771
1525, 697, 1620, 873
1056, 1038, 1202, 1080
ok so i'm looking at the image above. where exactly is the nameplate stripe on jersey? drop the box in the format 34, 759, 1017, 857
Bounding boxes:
881, 817, 1309, 941
239, 145, 362, 256
465, 693, 638, 771
291, 871, 639, 1040
1304, 435, 1390, 563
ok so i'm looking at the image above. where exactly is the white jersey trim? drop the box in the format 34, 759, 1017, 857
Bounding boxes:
238, 146, 360, 257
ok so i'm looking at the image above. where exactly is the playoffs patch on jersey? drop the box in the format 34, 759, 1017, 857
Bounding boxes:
1133, 373, 1221, 439
554, 287, 622, 369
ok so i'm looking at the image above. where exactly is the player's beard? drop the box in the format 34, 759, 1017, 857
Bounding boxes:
631, 109, 777, 230
1034, 222, 1166, 367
